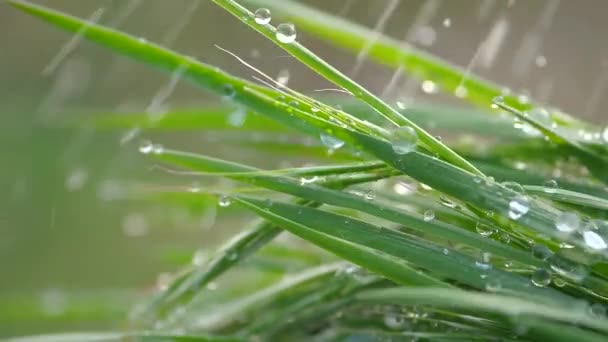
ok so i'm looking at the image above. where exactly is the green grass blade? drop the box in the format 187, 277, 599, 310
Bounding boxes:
525, 186, 608, 213
356, 287, 608, 334
210, 0, 483, 176
234, 197, 445, 287
5, 333, 240, 342
152, 149, 541, 267
234, 196, 580, 303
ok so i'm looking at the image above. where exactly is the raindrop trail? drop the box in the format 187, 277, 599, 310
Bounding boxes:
478, 16, 510, 69
161, 0, 201, 47
42, 7, 106, 76
381, 0, 441, 98
146, 64, 188, 119
350, 0, 400, 78
337, 0, 357, 17
583, 63, 608, 120
510, 0, 561, 79
108, 0, 143, 28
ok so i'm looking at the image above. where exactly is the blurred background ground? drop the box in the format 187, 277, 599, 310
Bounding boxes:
1, 0, 607, 337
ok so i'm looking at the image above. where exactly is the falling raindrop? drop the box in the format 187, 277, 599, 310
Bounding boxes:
320, 133, 344, 150
254, 8, 271, 25
191, 249, 207, 266
413, 25, 436, 46
276, 68, 290, 86
391, 126, 418, 154
218, 195, 232, 207
442, 18, 451, 27
423, 210, 435, 222
535, 55, 547, 68
276, 23, 297, 43
139, 140, 153, 154
531, 268, 551, 287
554, 212, 580, 233
508, 195, 530, 220
583, 230, 607, 250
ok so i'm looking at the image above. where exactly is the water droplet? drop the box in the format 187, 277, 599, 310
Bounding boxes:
553, 277, 567, 287
543, 179, 558, 192
299, 176, 318, 185
192, 249, 206, 266
423, 210, 435, 222
223, 84, 236, 98
549, 256, 587, 283
384, 312, 409, 330
391, 126, 418, 154
421, 80, 438, 94
218, 195, 231, 207
555, 212, 580, 233
485, 279, 502, 292
225, 250, 238, 260
602, 127, 608, 143
442, 18, 451, 27
65, 167, 88, 192
393, 181, 416, 195
364, 190, 376, 200
276, 23, 296, 43
442, 248, 449, 255
122, 212, 149, 237
531, 244, 553, 260
508, 195, 530, 220
583, 230, 607, 250
276, 68, 290, 86
139, 140, 153, 154
254, 8, 271, 25
454, 85, 468, 98
476, 222, 494, 237
439, 195, 457, 208
531, 268, 551, 287
320, 133, 344, 150
475, 261, 492, 271
152, 144, 164, 155
188, 182, 201, 193
492, 95, 504, 106
535, 55, 547, 68
502, 181, 525, 193
589, 304, 606, 318
228, 107, 247, 127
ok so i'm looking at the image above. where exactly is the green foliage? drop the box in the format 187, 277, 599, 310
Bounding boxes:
8, 0, 608, 341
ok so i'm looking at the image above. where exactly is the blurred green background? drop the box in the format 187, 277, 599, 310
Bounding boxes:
1, 0, 607, 337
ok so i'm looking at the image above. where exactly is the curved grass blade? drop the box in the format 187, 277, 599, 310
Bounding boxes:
152, 149, 542, 268
234, 197, 445, 288
234, 196, 580, 303
5, 332, 240, 342
210, 0, 484, 176
356, 287, 608, 335
246, 0, 584, 128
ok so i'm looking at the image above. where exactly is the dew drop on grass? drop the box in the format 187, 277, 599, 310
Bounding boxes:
549, 256, 587, 283
485, 278, 502, 292
320, 133, 344, 149
554, 212, 580, 233
421, 80, 438, 94
583, 230, 607, 250
502, 181, 525, 193
254, 8, 271, 25
531, 268, 551, 287
228, 107, 247, 127
543, 179, 558, 192
223, 84, 236, 98
475, 222, 494, 237
391, 126, 418, 154
299, 176, 318, 185
276, 23, 296, 43
508, 195, 530, 220
423, 210, 435, 222
139, 140, 153, 154
384, 312, 408, 330
364, 190, 376, 200
152, 144, 164, 155
218, 195, 232, 207
531, 244, 553, 260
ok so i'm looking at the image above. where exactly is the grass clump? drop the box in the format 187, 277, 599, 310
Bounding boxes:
7, 0, 608, 341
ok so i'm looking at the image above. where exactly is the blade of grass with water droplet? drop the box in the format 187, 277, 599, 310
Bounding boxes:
210, 0, 483, 176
